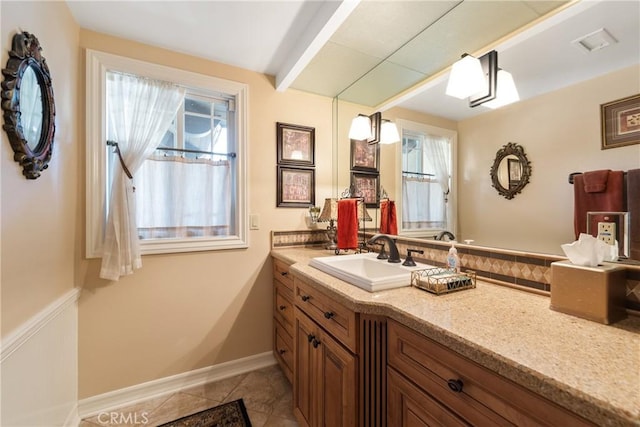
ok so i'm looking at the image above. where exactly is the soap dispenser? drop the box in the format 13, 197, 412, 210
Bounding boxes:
447, 241, 460, 273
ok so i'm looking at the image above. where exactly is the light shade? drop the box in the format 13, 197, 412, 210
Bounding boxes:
348, 115, 372, 140
483, 69, 519, 109
445, 55, 486, 99
380, 120, 400, 144
318, 198, 337, 222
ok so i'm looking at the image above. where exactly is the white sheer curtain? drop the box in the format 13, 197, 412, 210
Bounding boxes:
402, 177, 443, 229
135, 156, 231, 239
101, 72, 185, 281
423, 134, 454, 233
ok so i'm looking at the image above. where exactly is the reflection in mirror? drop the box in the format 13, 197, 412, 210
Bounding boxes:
20, 65, 44, 149
1, 31, 56, 179
490, 142, 531, 199
397, 120, 456, 238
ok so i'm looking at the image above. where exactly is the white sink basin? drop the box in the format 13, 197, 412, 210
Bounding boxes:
309, 252, 434, 292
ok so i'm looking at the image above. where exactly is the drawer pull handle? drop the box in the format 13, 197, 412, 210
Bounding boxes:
281, 271, 288, 277
324, 311, 335, 319
301, 295, 311, 302
279, 305, 286, 311
447, 379, 464, 393
279, 349, 286, 355
307, 334, 315, 343
312, 338, 321, 348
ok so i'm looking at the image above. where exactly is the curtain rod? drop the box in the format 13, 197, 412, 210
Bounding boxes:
106, 140, 236, 158
402, 170, 434, 177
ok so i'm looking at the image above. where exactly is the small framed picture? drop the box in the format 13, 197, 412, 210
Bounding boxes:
601, 94, 640, 149
277, 166, 315, 208
351, 138, 379, 172
276, 122, 315, 165
351, 172, 379, 207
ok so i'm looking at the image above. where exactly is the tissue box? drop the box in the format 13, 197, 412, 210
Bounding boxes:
550, 261, 627, 324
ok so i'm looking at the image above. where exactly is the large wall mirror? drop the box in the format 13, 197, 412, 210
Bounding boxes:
1, 31, 56, 179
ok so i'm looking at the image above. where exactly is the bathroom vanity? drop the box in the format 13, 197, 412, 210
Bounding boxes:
271, 248, 640, 427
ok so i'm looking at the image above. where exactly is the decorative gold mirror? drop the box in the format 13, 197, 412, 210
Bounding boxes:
1, 31, 55, 179
490, 142, 531, 199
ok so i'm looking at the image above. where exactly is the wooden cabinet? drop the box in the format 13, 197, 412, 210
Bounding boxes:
387, 319, 595, 427
272, 259, 294, 382
293, 277, 359, 427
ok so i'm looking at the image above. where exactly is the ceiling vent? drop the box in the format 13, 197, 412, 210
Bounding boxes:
571, 28, 617, 54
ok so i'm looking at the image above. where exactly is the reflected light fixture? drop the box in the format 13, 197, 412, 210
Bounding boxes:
483, 69, 520, 109
445, 50, 520, 108
348, 114, 373, 141
349, 111, 398, 144
380, 119, 400, 144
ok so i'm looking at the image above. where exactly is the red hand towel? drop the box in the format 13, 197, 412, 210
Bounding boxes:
583, 169, 611, 193
573, 170, 624, 239
380, 200, 398, 235
337, 199, 359, 249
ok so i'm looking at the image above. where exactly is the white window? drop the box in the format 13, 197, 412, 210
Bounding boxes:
396, 120, 457, 237
86, 50, 248, 257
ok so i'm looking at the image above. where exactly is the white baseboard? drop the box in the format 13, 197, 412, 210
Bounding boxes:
64, 403, 80, 427
78, 351, 277, 419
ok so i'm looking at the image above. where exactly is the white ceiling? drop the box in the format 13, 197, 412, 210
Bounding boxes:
66, 0, 640, 122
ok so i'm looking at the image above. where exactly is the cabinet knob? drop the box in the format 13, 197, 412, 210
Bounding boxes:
279, 305, 286, 311
307, 334, 315, 343
312, 338, 321, 348
324, 311, 335, 319
279, 349, 286, 355
447, 379, 464, 393
281, 271, 288, 276
301, 295, 311, 302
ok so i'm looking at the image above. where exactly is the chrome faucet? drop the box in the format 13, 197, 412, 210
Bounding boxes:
367, 234, 401, 263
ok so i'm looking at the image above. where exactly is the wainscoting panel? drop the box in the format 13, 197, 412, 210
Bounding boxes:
1, 288, 80, 426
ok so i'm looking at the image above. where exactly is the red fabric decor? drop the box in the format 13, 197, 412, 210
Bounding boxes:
380, 200, 398, 235
337, 199, 359, 250
573, 170, 624, 239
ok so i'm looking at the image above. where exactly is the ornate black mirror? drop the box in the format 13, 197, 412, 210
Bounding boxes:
490, 142, 531, 200
1, 31, 55, 179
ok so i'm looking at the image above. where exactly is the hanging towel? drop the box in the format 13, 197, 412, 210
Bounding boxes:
573, 170, 624, 239
628, 169, 640, 261
337, 199, 359, 250
380, 200, 398, 235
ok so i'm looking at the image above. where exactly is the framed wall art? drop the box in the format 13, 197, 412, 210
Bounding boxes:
601, 94, 640, 149
277, 166, 315, 208
276, 122, 315, 165
351, 138, 379, 172
351, 172, 379, 207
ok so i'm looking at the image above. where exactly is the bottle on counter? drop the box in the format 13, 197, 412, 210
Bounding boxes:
447, 241, 460, 273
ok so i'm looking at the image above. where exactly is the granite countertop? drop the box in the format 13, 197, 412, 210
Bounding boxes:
271, 248, 640, 427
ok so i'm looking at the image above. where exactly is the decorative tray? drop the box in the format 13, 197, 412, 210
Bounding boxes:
410, 267, 476, 295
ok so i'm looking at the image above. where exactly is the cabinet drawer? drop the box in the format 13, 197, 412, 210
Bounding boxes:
273, 258, 294, 292
294, 278, 358, 353
274, 280, 294, 336
274, 319, 293, 383
388, 320, 594, 427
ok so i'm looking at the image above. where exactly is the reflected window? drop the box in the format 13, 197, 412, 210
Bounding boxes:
398, 121, 456, 237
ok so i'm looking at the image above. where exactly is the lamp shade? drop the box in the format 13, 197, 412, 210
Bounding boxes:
318, 198, 337, 222
380, 120, 400, 144
483, 69, 519, 109
445, 55, 486, 99
348, 115, 372, 140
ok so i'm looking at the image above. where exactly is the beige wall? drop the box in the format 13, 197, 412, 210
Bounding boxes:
77, 31, 335, 398
1, 2, 80, 335
457, 65, 640, 255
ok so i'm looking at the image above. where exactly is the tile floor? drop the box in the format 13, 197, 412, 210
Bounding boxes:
80, 364, 298, 427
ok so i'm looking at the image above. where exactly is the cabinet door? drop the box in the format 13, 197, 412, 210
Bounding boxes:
388, 367, 469, 427
294, 309, 316, 427
316, 327, 358, 427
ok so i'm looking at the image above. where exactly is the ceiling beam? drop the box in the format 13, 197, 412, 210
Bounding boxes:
275, 0, 361, 92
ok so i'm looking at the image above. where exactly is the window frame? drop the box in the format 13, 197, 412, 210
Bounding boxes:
86, 49, 248, 258
395, 119, 457, 238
